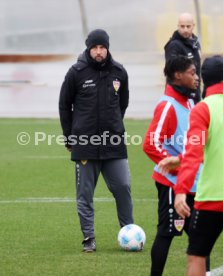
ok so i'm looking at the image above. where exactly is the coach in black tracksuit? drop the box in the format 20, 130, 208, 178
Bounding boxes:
164, 13, 201, 103
59, 29, 133, 252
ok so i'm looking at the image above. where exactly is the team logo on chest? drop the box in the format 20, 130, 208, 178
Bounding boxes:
174, 219, 185, 232
113, 79, 120, 93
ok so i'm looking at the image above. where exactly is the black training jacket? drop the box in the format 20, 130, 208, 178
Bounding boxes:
59, 50, 129, 161
164, 30, 201, 102
164, 30, 201, 75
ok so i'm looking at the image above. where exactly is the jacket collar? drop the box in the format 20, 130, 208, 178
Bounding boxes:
165, 84, 189, 107
206, 83, 223, 97
168, 30, 199, 49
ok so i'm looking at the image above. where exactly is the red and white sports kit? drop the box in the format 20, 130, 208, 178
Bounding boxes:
143, 83, 193, 188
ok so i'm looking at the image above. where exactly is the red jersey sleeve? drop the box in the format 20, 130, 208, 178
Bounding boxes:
175, 102, 210, 194
143, 100, 177, 164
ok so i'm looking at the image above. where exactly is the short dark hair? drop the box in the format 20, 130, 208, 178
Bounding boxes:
164, 55, 195, 81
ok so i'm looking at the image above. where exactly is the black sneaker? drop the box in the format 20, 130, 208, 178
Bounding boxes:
82, 237, 96, 252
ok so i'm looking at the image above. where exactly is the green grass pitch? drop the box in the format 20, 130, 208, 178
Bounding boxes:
0, 118, 222, 276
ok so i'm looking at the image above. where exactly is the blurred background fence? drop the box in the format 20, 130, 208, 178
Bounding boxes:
0, 0, 222, 55
0, 0, 222, 118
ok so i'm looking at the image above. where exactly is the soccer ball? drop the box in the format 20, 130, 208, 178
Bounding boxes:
117, 224, 146, 251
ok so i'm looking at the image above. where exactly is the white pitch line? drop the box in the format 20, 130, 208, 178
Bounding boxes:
0, 121, 59, 125
0, 197, 155, 204
0, 156, 69, 160
25, 156, 69, 159
211, 265, 223, 276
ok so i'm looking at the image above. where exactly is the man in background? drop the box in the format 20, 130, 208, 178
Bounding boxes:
164, 12, 201, 103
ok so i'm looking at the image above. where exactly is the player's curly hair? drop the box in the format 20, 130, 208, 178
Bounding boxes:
164, 55, 195, 81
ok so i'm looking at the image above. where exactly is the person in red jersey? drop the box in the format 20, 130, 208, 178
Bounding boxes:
158, 55, 223, 276
143, 55, 210, 276
143, 56, 198, 276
